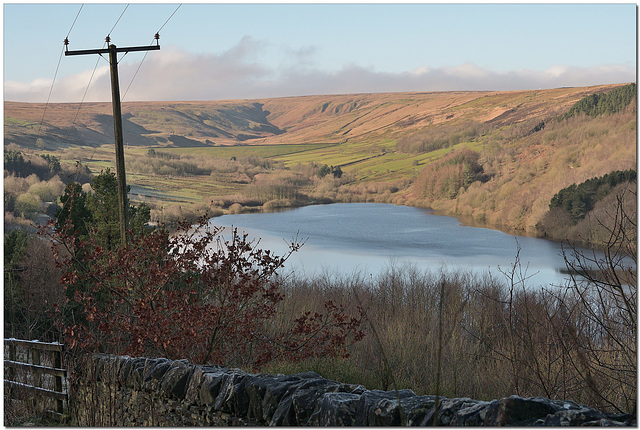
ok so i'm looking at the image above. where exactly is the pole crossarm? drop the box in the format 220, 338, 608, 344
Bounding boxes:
65, 44, 160, 56
64, 42, 160, 246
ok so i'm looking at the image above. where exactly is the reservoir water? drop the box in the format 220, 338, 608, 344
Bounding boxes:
208, 203, 579, 287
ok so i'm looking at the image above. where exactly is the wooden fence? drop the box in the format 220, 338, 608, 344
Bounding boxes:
4, 338, 67, 420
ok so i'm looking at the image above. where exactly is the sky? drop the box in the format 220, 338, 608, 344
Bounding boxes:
3, 3, 637, 103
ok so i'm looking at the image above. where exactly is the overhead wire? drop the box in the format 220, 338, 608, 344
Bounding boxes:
107, 4, 129, 40
68, 25, 112, 133
71, 4, 132, 178
36, 4, 85, 147
66, 4, 84, 39
91, 3, 182, 156
69, 55, 102, 130
157, 4, 182, 34
36, 46, 65, 138
122, 4, 182, 101
41, 3, 181, 181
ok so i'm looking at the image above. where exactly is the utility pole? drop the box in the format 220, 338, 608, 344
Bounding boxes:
65, 35, 160, 246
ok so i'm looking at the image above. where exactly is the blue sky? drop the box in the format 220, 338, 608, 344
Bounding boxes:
3, 3, 637, 102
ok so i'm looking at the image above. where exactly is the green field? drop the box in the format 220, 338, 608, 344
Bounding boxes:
69, 134, 487, 206
131, 143, 337, 160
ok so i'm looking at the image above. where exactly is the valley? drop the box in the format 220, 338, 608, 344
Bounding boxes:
4, 83, 636, 244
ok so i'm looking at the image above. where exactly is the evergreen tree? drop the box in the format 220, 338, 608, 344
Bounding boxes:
55, 169, 151, 250
549, 170, 636, 222
564, 83, 636, 119
56, 182, 92, 240
86, 170, 121, 250
4, 149, 29, 176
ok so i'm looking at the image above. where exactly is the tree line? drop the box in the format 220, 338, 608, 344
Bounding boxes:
563, 83, 636, 119
4, 149, 93, 226
412, 149, 490, 201
548, 169, 636, 222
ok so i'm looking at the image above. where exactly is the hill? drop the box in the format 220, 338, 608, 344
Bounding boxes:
4, 83, 636, 243
3, 85, 619, 149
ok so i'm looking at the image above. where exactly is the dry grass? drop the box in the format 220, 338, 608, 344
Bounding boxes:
266, 244, 636, 414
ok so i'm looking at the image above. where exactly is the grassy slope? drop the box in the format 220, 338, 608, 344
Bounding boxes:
4, 84, 635, 236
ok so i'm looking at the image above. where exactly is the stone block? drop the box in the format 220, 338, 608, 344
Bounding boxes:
72, 354, 630, 427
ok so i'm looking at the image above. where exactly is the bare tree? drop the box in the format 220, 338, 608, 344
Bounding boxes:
561, 183, 636, 413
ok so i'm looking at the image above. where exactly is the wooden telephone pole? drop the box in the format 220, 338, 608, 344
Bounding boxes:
65, 36, 160, 246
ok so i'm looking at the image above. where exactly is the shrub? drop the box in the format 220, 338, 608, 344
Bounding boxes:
228, 202, 244, 214
52, 218, 364, 370
14, 193, 42, 219
27, 176, 65, 203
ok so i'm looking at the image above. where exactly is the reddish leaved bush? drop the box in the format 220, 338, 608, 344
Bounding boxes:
52, 217, 364, 369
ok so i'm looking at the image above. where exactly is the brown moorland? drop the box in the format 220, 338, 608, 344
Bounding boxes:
4, 85, 618, 148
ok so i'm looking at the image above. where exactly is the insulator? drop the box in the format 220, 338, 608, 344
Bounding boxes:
105, 36, 111, 44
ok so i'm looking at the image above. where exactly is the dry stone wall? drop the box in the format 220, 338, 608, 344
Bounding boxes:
70, 354, 635, 426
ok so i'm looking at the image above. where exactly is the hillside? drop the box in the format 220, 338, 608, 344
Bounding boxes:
4, 85, 619, 149
4, 83, 636, 242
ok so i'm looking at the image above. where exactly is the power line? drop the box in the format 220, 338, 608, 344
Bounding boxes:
122, 4, 182, 101
68, 5, 131, 161
157, 4, 182, 34
36, 45, 65, 141
54, 4, 180, 181
65, 36, 161, 246
66, 4, 84, 39
107, 4, 129, 39
73, 4, 180, 165
69, 55, 101, 128
35, 4, 85, 147
122, 52, 150, 101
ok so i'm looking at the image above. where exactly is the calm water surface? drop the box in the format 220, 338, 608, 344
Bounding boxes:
208, 203, 577, 287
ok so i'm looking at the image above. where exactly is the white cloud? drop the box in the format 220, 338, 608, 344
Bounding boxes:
4, 41, 635, 103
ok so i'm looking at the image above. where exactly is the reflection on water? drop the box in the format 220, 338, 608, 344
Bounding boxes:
209, 203, 584, 287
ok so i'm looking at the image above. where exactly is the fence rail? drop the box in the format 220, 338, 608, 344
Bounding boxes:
4, 338, 67, 420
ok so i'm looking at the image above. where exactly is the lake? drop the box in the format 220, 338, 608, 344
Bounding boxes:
208, 203, 580, 287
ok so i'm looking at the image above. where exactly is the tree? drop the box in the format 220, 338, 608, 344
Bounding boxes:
39, 154, 61, 176
54, 217, 364, 369
55, 182, 92, 241
4, 230, 63, 340
318, 164, 332, 178
559, 187, 637, 413
57, 169, 151, 250
4, 230, 28, 269
563, 83, 636, 119
14, 193, 42, 220
4, 230, 28, 337
4, 149, 29, 177
85, 170, 121, 250
547, 170, 636, 223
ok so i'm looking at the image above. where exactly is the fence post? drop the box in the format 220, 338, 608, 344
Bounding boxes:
54, 348, 64, 415
33, 348, 41, 411
8, 342, 16, 381
33, 348, 41, 385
